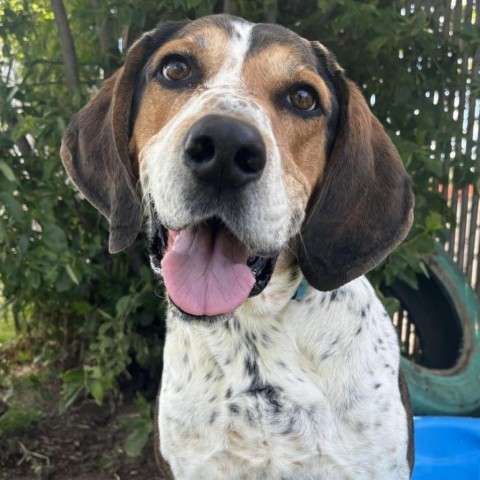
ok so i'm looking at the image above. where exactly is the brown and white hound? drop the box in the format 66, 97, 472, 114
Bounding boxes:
61, 14, 414, 480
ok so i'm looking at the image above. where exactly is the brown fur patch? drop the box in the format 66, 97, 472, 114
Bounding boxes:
242, 44, 331, 202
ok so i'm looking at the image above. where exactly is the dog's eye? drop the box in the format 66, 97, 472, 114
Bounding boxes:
162, 58, 191, 82
288, 87, 317, 111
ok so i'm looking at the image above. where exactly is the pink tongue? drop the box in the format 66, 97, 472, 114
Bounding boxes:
161, 226, 255, 316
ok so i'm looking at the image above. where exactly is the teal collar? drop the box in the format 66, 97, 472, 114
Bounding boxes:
292, 279, 309, 301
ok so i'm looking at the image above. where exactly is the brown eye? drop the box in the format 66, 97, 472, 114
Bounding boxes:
162, 59, 191, 81
289, 87, 317, 111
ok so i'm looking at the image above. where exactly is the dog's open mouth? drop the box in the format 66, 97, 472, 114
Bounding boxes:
149, 215, 277, 318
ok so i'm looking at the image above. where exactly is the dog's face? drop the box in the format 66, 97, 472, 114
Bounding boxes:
61, 15, 413, 319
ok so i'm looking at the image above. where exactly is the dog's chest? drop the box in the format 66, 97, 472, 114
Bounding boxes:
161, 381, 324, 479
158, 277, 410, 480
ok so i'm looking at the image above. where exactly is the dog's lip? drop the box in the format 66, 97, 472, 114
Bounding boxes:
148, 216, 278, 305
168, 302, 232, 322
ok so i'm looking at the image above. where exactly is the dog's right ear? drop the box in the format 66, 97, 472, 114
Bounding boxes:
60, 21, 189, 253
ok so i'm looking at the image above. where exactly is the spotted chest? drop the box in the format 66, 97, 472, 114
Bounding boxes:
157, 276, 410, 480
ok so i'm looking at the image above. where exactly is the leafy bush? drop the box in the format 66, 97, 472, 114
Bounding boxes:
0, 0, 476, 406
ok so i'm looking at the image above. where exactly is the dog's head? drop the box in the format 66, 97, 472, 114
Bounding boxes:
61, 15, 413, 319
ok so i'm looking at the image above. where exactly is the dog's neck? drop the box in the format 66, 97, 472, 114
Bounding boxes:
159, 258, 409, 479
162, 252, 318, 394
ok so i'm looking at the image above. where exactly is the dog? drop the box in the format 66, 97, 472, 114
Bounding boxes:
61, 14, 415, 480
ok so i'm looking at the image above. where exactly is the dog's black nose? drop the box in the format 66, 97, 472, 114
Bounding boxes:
184, 115, 266, 189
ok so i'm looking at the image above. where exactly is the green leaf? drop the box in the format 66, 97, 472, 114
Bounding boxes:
0, 193, 23, 220
60, 369, 85, 412
42, 223, 68, 251
425, 212, 442, 231
124, 424, 151, 457
382, 296, 401, 316
65, 264, 80, 285
0, 161, 17, 182
88, 379, 106, 405
406, 233, 435, 255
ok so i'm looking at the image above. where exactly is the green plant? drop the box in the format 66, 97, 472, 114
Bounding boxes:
120, 393, 154, 457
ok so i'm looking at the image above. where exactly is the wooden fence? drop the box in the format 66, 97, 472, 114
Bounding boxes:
416, 0, 480, 291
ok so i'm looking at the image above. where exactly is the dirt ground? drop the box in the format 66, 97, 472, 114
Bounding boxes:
0, 390, 163, 480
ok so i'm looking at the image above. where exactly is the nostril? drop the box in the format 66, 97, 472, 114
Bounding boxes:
234, 146, 265, 174
185, 135, 215, 163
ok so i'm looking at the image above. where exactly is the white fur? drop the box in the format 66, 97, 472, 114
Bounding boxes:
158, 272, 410, 480
207, 20, 253, 88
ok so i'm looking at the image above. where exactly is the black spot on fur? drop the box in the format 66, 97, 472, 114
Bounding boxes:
381, 401, 391, 413
355, 421, 366, 432
281, 416, 296, 435
209, 412, 217, 424
226, 387, 232, 399
262, 332, 272, 348
321, 350, 332, 360
245, 354, 259, 378
245, 408, 255, 426
374, 383, 382, 389
259, 386, 283, 414
229, 403, 240, 414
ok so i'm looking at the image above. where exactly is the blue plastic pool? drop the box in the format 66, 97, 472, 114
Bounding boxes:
413, 417, 480, 479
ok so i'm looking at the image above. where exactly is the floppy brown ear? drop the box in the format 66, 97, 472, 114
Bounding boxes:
297, 65, 414, 291
60, 22, 188, 253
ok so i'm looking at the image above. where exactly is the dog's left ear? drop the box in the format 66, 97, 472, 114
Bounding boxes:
297, 44, 414, 291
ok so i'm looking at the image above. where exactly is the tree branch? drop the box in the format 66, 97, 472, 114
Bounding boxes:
223, 0, 233, 14
264, 0, 278, 23
91, 0, 116, 76
50, 0, 81, 96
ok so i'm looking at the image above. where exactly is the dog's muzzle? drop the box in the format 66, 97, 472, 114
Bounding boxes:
148, 115, 277, 319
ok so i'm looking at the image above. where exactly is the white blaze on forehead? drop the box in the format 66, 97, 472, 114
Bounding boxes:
207, 20, 253, 87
